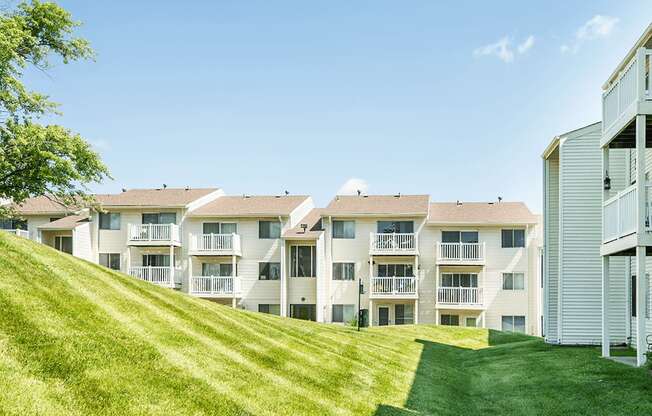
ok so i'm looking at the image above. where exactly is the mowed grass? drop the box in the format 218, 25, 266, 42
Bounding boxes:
0, 234, 651, 415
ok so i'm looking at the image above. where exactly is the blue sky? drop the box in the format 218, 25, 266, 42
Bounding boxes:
24, 1, 652, 212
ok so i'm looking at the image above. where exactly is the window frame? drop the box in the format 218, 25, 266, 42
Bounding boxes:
290, 245, 316, 277
333, 262, 355, 280
259, 220, 282, 239
465, 317, 477, 327
501, 315, 526, 333
99, 212, 121, 230
440, 273, 478, 288
440, 314, 460, 326
377, 263, 414, 278
501, 229, 526, 248
258, 304, 281, 315
332, 220, 355, 239
99, 253, 121, 270
502, 272, 525, 290
259, 262, 281, 280
332, 304, 355, 323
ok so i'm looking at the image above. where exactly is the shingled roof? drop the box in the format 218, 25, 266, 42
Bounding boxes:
323, 195, 430, 216
283, 209, 324, 240
428, 202, 537, 225
96, 188, 219, 207
13, 196, 79, 215
38, 214, 90, 230
189, 195, 310, 217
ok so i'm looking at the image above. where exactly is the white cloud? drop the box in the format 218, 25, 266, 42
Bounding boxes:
561, 15, 618, 54
473, 35, 535, 63
473, 37, 514, 63
337, 178, 368, 195
517, 35, 535, 54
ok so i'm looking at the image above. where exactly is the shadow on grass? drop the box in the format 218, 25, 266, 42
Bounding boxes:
373, 329, 535, 415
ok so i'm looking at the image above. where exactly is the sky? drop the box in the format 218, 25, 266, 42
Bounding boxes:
21, 0, 652, 212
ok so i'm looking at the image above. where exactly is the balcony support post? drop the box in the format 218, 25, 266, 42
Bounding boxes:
187, 255, 193, 293
232, 254, 237, 308
636, 114, 646, 236
636, 246, 648, 366
280, 242, 287, 317
169, 245, 174, 288
414, 299, 419, 325
601, 255, 610, 357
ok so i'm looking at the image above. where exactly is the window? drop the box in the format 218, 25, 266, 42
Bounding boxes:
440, 273, 478, 288
202, 263, 233, 277
290, 304, 316, 321
54, 236, 73, 254
502, 229, 525, 248
465, 317, 477, 327
99, 213, 120, 230
333, 263, 355, 280
502, 316, 526, 333
290, 245, 316, 277
332, 220, 355, 238
377, 264, 413, 277
332, 304, 355, 323
441, 314, 459, 326
99, 253, 121, 270
502, 273, 525, 290
441, 231, 479, 243
259, 262, 281, 280
203, 222, 237, 234
142, 212, 176, 224
377, 221, 414, 233
259, 221, 281, 239
0, 218, 27, 230
142, 254, 170, 267
258, 304, 280, 316
395, 304, 414, 325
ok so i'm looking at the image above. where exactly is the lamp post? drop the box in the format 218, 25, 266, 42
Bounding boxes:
358, 278, 363, 332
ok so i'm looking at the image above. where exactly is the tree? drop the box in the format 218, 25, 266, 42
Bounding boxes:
0, 0, 109, 213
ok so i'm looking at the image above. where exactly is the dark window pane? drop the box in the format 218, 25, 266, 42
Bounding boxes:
514, 230, 525, 247
259, 262, 280, 280
333, 221, 355, 238
501, 229, 513, 248
290, 304, 316, 321
203, 222, 220, 234
332, 305, 343, 322
461, 231, 479, 243
259, 221, 281, 238
442, 231, 461, 243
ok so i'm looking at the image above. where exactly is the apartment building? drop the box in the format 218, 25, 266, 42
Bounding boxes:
542, 123, 629, 345
543, 24, 652, 366
3, 189, 541, 335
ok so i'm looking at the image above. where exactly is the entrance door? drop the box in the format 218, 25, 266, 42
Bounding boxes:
54, 236, 73, 254
378, 306, 390, 326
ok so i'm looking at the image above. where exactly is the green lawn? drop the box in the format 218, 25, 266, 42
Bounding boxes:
0, 233, 651, 415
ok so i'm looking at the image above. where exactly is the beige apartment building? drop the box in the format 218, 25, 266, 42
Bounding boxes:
4, 188, 541, 335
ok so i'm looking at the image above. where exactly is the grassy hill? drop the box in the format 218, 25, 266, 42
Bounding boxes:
0, 233, 651, 416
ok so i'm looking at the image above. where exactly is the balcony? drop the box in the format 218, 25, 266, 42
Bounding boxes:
437, 287, 483, 308
2, 229, 29, 238
436, 242, 485, 265
602, 47, 652, 144
370, 276, 418, 299
127, 224, 180, 246
369, 233, 418, 255
189, 276, 241, 298
189, 233, 241, 256
128, 266, 178, 288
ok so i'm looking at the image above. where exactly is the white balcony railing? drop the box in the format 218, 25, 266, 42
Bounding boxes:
603, 184, 637, 242
370, 233, 417, 253
128, 266, 175, 287
437, 242, 485, 263
437, 287, 483, 305
189, 276, 240, 296
128, 224, 180, 243
2, 229, 29, 238
602, 48, 651, 133
370, 276, 417, 297
190, 233, 241, 253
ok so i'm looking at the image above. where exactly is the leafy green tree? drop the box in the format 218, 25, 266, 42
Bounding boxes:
0, 0, 109, 213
